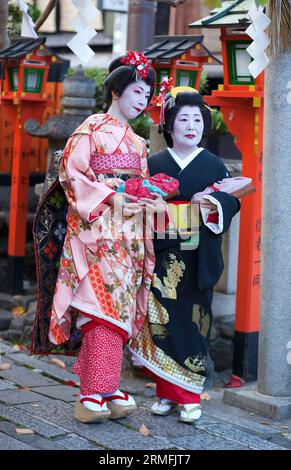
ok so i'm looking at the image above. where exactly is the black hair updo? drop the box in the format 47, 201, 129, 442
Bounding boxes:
161, 91, 212, 148
103, 55, 156, 110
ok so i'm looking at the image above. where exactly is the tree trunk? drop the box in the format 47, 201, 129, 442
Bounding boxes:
0, 0, 10, 50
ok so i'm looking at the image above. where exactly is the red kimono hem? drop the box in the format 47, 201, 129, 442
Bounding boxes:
78, 311, 128, 344
142, 367, 201, 404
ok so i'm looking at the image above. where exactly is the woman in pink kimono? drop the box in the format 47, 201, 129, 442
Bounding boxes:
47, 52, 164, 423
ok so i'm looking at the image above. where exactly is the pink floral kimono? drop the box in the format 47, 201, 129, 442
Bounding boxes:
49, 113, 155, 359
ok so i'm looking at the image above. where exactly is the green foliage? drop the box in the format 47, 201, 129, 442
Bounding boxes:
203, 0, 268, 8
203, 0, 221, 8
255, 0, 268, 5
8, 1, 40, 38
28, 3, 41, 23
8, 2, 22, 38
129, 113, 153, 140
210, 108, 228, 135
199, 70, 209, 95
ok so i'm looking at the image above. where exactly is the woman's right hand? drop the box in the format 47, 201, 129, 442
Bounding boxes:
107, 193, 143, 216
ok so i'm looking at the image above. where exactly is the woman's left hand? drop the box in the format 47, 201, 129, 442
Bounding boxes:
200, 198, 218, 215
139, 193, 167, 214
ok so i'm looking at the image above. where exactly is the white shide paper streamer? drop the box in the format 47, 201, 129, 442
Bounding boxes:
67, 0, 99, 64
246, 0, 271, 79
17, 0, 38, 38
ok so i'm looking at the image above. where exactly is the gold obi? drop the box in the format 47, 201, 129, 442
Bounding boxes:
166, 201, 201, 249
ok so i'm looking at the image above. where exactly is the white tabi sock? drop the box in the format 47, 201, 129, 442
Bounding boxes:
101, 389, 136, 407
80, 393, 109, 412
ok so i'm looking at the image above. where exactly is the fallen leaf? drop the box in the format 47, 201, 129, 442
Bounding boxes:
17, 386, 32, 391
12, 306, 26, 316
281, 433, 289, 437
31, 404, 40, 407
201, 392, 212, 401
0, 363, 12, 371
139, 424, 151, 437
12, 344, 21, 351
15, 428, 35, 435
250, 412, 255, 416
64, 380, 78, 387
50, 358, 66, 368
145, 383, 156, 389
280, 426, 289, 430
260, 421, 270, 426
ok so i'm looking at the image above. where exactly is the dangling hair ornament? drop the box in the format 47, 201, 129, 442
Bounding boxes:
120, 51, 151, 80
159, 76, 173, 125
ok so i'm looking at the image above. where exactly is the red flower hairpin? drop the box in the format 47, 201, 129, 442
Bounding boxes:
120, 51, 151, 79
159, 76, 173, 125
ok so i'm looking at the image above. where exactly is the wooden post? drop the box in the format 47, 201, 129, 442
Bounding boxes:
7, 105, 31, 293
5, 101, 46, 294
205, 95, 263, 381
232, 102, 263, 381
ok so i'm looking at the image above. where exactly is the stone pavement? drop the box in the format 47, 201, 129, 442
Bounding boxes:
0, 340, 290, 451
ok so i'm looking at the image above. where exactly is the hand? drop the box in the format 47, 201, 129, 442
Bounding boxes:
123, 201, 143, 216
107, 192, 143, 216
139, 193, 167, 214
200, 198, 218, 215
107, 192, 138, 206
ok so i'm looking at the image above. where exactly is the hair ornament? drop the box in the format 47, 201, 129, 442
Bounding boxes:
120, 51, 152, 80
159, 76, 173, 125
167, 86, 213, 113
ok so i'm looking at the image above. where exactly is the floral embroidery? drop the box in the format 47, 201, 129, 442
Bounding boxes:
54, 223, 66, 241
44, 241, 58, 260
49, 191, 65, 208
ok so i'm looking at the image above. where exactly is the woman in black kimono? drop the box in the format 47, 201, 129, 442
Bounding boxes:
129, 88, 240, 423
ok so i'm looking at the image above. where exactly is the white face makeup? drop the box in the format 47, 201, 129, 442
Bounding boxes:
116, 80, 151, 121
171, 105, 204, 151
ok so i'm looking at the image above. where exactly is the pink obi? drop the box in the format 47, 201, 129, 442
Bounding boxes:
90, 150, 141, 173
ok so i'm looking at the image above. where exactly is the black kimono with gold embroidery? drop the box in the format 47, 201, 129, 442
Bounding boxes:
130, 148, 240, 394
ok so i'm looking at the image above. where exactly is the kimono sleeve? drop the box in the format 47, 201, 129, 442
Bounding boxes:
59, 133, 115, 222
200, 160, 240, 234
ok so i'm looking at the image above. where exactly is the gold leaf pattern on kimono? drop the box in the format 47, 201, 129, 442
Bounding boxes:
152, 253, 186, 300
184, 355, 206, 373
150, 324, 170, 339
148, 292, 169, 325
130, 315, 205, 390
192, 305, 210, 338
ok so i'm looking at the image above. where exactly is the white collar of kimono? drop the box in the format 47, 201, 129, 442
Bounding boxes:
167, 147, 204, 170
